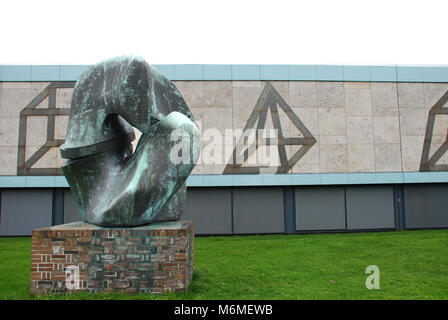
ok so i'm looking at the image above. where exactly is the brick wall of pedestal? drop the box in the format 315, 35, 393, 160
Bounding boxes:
30, 221, 194, 295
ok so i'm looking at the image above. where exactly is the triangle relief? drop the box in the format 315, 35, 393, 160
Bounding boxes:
224, 82, 316, 174
420, 90, 448, 172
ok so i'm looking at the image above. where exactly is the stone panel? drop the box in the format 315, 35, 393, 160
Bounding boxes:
344, 85, 372, 116
202, 81, 232, 108
26, 116, 47, 146
172, 81, 203, 109
399, 108, 427, 137
317, 107, 346, 136
397, 83, 424, 108
373, 107, 399, 117
290, 142, 320, 173
203, 107, 232, 136
423, 83, 448, 109
346, 116, 374, 143
401, 135, 425, 171
374, 143, 402, 172
318, 136, 347, 144
0, 146, 17, 175
317, 82, 345, 108
371, 82, 398, 108
348, 143, 375, 172
56, 88, 74, 109
33, 147, 59, 169
0, 82, 49, 117
232, 81, 263, 130
291, 107, 319, 136
0, 117, 19, 146
267, 81, 290, 104
54, 116, 69, 140
374, 116, 400, 144
289, 82, 317, 108
432, 114, 448, 137
320, 144, 348, 173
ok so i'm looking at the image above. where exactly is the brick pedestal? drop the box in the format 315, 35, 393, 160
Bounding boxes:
30, 220, 194, 295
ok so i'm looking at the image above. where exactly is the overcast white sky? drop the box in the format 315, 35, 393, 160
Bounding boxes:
1, 0, 448, 66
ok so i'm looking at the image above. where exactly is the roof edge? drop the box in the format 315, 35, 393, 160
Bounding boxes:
1, 64, 448, 82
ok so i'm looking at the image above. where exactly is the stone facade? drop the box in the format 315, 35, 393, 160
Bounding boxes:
30, 221, 194, 295
1, 80, 447, 175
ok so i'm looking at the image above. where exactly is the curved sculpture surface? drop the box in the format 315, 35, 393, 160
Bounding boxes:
60, 56, 200, 227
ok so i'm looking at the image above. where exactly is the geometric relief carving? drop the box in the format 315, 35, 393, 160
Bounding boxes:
17, 82, 75, 175
420, 90, 448, 172
224, 82, 316, 174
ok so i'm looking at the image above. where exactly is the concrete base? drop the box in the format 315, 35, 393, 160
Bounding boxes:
30, 220, 194, 295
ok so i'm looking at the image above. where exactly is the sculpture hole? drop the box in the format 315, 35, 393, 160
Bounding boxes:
131, 127, 142, 153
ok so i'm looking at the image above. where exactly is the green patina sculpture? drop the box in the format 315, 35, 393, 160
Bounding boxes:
60, 56, 200, 227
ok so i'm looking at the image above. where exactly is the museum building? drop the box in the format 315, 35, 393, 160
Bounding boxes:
0, 64, 447, 235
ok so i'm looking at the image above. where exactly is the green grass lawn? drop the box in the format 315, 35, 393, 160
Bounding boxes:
1, 229, 447, 300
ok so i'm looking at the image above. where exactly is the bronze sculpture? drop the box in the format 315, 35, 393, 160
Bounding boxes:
60, 56, 200, 227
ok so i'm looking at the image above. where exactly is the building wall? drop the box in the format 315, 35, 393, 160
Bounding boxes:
1, 80, 448, 175
0, 64, 447, 235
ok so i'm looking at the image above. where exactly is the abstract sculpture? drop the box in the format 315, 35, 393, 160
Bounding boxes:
60, 56, 200, 227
